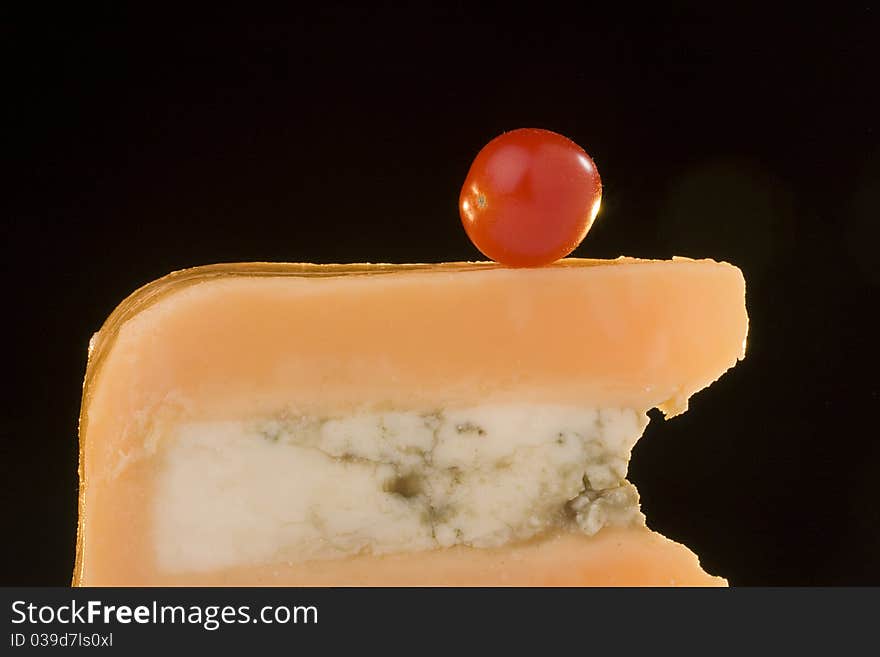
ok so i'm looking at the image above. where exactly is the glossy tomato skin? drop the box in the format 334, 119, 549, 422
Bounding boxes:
459, 128, 602, 267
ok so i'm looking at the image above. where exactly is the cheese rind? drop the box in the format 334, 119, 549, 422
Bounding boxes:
75, 258, 747, 586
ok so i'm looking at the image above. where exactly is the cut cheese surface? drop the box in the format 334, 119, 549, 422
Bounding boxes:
74, 258, 748, 586
109, 527, 727, 587
154, 405, 648, 573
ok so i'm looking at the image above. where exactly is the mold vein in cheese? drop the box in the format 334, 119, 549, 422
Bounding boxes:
155, 405, 647, 572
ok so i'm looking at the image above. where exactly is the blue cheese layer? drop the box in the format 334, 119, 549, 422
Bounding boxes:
154, 405, 648, 573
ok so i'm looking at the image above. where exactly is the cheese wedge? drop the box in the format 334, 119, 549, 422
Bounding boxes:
74, 258, 747, 586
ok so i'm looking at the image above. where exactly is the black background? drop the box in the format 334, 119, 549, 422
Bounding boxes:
2, 9, 878, 586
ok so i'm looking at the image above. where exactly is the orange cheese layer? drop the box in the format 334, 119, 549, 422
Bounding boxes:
75, 258, 747, 586
91, 527, 725, 587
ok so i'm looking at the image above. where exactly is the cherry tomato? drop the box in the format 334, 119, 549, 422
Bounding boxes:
459, 128, 602, 267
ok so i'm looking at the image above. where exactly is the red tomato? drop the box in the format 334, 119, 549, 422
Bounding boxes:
459, 128, 602, 267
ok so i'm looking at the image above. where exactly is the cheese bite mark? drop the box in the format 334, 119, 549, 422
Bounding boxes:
74, 258, 747, 586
